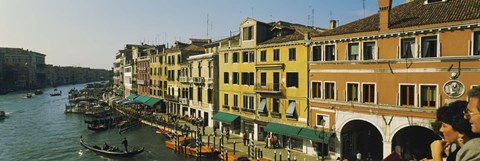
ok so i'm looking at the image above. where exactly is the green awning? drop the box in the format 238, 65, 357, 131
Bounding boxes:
298, 128, 331, 143
134, 96, 151, 103
144, 97, 161, 107
127, 94, 138, 100
212, 112, 239, 124
265, 122, 302, 138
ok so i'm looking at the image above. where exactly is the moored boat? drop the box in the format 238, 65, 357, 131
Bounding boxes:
87, 124, 108, 131
0, 111, 5, 119
26, 93, 33, 98
156, 128, 172, 138
34, 90, 43, 95
80, 137, 144, 157
165, 136, 216, 157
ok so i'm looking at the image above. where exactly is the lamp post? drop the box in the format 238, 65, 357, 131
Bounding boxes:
320, 118, 326, 161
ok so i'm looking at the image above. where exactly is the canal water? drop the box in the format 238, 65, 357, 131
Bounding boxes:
0, 83, 205, 161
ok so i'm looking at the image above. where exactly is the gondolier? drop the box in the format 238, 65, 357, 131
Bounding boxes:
122, 137, 128, 152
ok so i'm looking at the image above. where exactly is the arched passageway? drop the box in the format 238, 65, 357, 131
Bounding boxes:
341, 120, 383, 161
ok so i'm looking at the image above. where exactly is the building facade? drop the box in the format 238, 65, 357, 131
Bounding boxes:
309, 0, 480, 160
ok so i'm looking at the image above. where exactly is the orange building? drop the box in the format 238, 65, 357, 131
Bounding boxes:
309, 0, 480, 160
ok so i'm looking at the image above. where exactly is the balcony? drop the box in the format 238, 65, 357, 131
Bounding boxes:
137, 80, 145, 85
179, 77, 191, 84
271, 112, 281, 118
192, 77, 205, 84
222, 105, 230, 110
231, 106, 240, 112
180, 98, 189, 105
254, 83, 285, 94
165, 95, 178, 101
242, 108, 255, 114
205, 78, 214, 84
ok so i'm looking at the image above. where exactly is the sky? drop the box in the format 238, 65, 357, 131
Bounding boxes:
0, 0, 405, 70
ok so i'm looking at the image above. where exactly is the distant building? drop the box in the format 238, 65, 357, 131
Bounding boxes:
0, 47, 46, 90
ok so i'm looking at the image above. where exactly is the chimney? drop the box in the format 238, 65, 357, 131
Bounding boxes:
329, 20, 337, 29
378, 0, 392, 32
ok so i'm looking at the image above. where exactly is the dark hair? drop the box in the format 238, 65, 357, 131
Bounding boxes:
468, 86, 480, 110
437, 100, 479, 139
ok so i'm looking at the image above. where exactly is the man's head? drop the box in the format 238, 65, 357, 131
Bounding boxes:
466, 86, 480, 133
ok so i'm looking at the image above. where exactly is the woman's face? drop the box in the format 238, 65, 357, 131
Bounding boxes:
440, 122, 461, 143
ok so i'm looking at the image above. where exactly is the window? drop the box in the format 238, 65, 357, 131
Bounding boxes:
232, 72, 239, 84
232, 52, 239, 63
234, 94, 238, 107
363, 42, 376, 60
400, 85, 415, 106
401, 38, 415, 58
261, 73, 266, 86
243, 26, 253, 40
312, 46, 322, 61
289, 48, 296, 61
363, 84, 375, 103
208, 89, 212, 103
420, 85, 437, 107
224, 93, 229, 106
224, 72, 229, 84
197, 87, 202, 102
272, 98, 280, 113
224, 53, 229, 63
325, 45, 335, 61
242, 52, 249, 63
474, 31, 480, 55
421, 36, 438, 57
249, 52, 255, 62
316, 114, 329, 128
312, 82, 321, 98
249, 72, 254, 85
241, 72, 249, 85
347, 83, 359, 102
286, 72, 298, 88
243, 96, 255, 110
242, 72, 254, 85
273, 49, 280, 61
325, 82, 335, 100
260, 50, 267, 62
347, 43, 359, 60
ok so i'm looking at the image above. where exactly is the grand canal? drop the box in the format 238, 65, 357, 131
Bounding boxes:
0, 83, 202, 161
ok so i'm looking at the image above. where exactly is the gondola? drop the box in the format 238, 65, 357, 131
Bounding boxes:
156, 128, 172, 138
80, 137, 144, 157
87, 124, 108, 131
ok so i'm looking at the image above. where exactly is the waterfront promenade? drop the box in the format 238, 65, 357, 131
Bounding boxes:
112, 105, 334, 161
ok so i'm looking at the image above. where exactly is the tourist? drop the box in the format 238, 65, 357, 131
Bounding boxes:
122, 137, 128, 152
264, 135, 269, 148
356, 152, 362, 161
225, 127, 230, 142
243, 132, 248, 146
425, 100, 479, 161
456, 86, 480, 161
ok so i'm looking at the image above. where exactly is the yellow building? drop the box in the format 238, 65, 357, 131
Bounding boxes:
309, 0, 480, 160
165, 40, 206, 116
148, 45, 167, 111
215, 18, 325, 154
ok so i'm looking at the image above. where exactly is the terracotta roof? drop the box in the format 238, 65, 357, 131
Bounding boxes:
315, 0, 480, 37
259, 21, 325, 45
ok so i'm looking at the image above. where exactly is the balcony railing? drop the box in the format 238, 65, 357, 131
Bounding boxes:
271, 112, 281, 118
165, 95, 178, 101
179, 77, 191, 83
242, 108, 255, 114
205, 78, 214, 84
192, 77, 205, 84
180, 98, 189, 105
137, 80, 145, 85
222, 105, 230, 110
254, 83, 284, 94
231, 106, 240, 112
